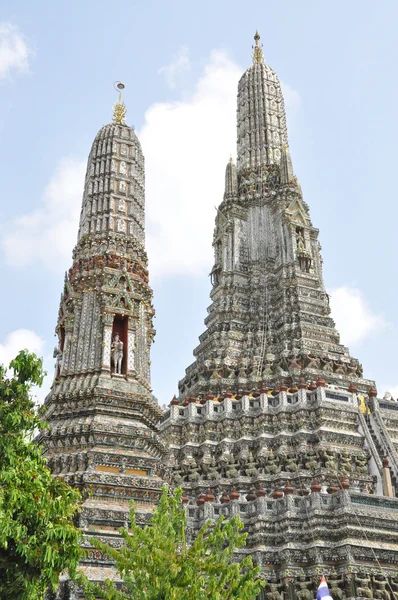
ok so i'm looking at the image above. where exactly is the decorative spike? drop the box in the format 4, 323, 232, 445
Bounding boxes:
252, 31, 265, 64
246, 487, 257, 501
112, 82, 127, 124
283, 480, 294, 495
230, 487, 240, 500
224, 157, 238, 198
311, 478, 322, 493
256, 486, 266, 497
280, 145, 294, 183
348, 382, 358, 394
220, 490, 230, 503
204, 488, 215, 503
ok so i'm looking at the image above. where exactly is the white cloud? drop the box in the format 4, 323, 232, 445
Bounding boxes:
1, 48, 300, 280
142, 49, 240, 279
281, 81, 301, 115
0, 329, 45, 367
0, 22, 31, 80
1, 158, 86, 271
142, 50, 301, 279
329, 286, 388, 346
159, 46, 191, 89
0, 329, 52, 404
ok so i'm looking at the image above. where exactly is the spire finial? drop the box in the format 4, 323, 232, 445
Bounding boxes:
252, 31, 264, 65
113, 81, 127, 124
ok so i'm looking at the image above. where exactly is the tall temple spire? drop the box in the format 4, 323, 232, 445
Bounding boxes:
39, 97, 168, 590
237, 32, 288, 171
175, 38, 371, 399
160, 40, 398, 596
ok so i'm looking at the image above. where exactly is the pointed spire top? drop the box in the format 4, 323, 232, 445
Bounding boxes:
252, 31, 264, 65
113, 81, 127, 124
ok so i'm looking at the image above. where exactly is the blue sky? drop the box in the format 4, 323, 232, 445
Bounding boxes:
0, 0, 397, 403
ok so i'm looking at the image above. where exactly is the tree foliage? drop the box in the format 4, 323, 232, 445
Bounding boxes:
0, 350, 83, 600
83, 486, 265, 600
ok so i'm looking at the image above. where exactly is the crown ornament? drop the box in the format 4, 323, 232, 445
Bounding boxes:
113, 81, 127, 124
252, 31, 264, 65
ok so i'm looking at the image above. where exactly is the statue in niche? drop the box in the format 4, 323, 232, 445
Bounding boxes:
355, 572, 373, 598
296, 230, 312, 272
304, 352, 320, 370
373, 576, 391, 600
265, 449, 281, 474
339, 449, 353, 475
328, 572, 346, 599
53, 345, 63, 378
389, 576, 398, 600
206, 458, 221, 481
265, 583, 283, 600
333, 360, 346, 375
304, 446, 321, 471
296, 579, 313, 600
354, 453, 369, 475
111, 332, 124, 374
225, 454, 240, 479
244, 453, 258, 477
285, 452, 299, 473
321, 355, 334, 372
188, 464, 200, 483
320, 447, 337, 472
297, 230, 306, 253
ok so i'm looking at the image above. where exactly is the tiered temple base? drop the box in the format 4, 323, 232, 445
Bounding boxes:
160, 381, 398, 597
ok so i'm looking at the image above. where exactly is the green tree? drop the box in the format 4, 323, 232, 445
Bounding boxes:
0, 350, 83, 600
83, 487, 265, 600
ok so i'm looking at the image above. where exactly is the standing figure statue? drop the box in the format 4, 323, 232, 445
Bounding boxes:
356, 572, 373, 598
111, 332, 124, 374
53, 346, 63, 378
265, 583, 283, 600
297, 230, 306, 253
373, 576, 391, 600
328, 572, 346, 600
296, 580, 312, 600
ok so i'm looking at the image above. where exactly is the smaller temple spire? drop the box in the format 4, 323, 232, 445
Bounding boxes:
113, 81, 127, 124
280, 145, 294, 184
224, 155, 238, 198
252, 31, 264, 65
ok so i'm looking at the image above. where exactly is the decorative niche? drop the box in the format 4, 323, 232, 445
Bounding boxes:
111, 314, 128, 376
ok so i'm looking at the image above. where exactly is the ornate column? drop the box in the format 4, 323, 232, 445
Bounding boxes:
101, 312, 114, 373
127, 317, 135, 375
61, 319, 74, 375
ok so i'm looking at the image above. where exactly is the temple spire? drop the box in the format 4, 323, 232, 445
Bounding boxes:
224, 155, 238, 198
251, 31, 264, 64
113, 81, 127, 124
280, 145, 294, 184
238, 37, 287, 170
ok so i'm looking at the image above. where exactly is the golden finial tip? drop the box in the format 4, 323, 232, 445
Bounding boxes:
251, 31, 264, 65
112, 81, 127, 124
